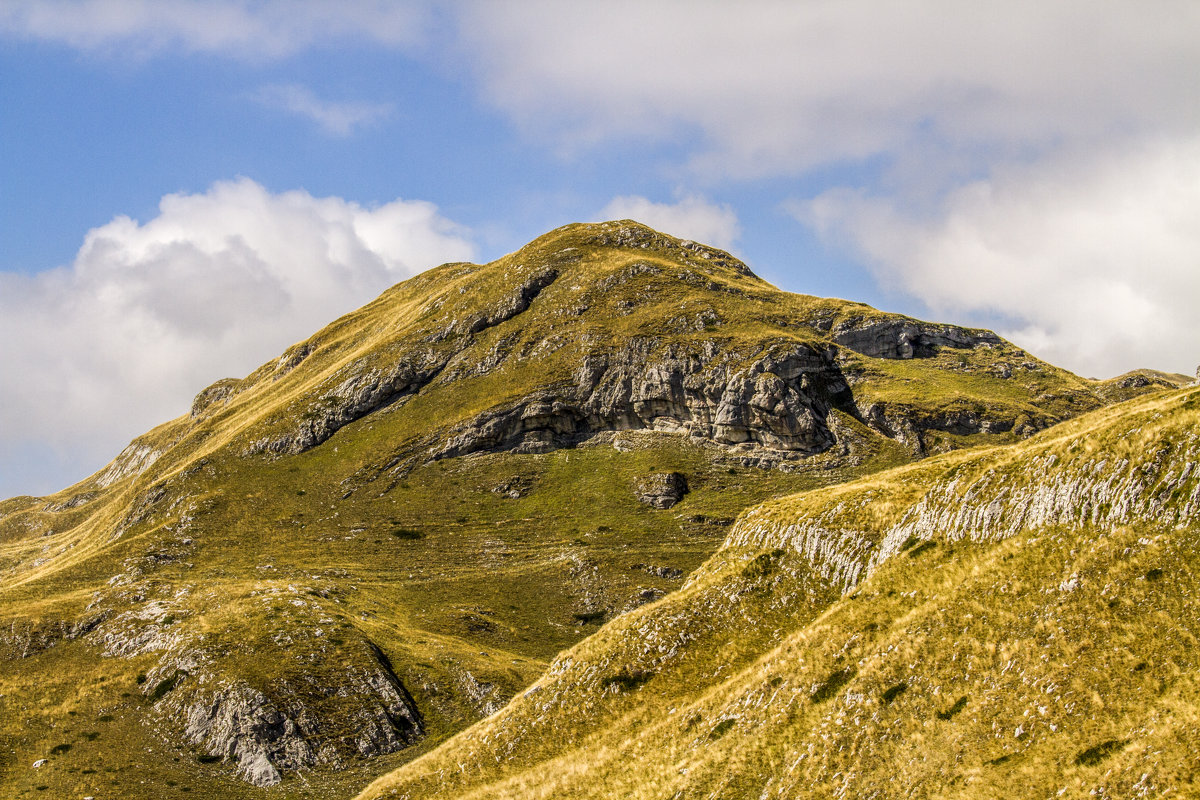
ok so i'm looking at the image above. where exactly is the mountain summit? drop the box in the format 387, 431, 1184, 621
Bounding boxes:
0, 221, 1184, 798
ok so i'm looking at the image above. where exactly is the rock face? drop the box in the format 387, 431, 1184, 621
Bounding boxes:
731, 392, 1200, 593
174, 649, 423, 787
829, 316, 1000, 359
220, 221, 1088, 477
635, 472, 689, 509
432, 340, 851, 465
190, 377, 241, 418
89, 576, 426, 787
245, 268, 560, 457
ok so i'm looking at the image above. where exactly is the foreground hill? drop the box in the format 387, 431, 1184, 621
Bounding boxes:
0, 221, 1173, 798
360, 384, 1200, 800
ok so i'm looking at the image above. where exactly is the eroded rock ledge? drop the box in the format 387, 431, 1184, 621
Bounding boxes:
430, 340, 850, 464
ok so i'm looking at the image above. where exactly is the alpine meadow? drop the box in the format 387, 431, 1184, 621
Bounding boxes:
2, 222, 1196, 798
3, 3, 1199, 799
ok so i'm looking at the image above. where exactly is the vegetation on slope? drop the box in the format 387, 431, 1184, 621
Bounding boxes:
0, 221, 1169, 798
360, 386, 1200, 800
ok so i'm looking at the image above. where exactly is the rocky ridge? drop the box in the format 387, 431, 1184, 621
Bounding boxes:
730, 390, 1200, 592
220, 222, 1092, 485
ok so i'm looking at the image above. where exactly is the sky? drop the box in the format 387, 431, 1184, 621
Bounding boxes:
2, 1, 1198, 499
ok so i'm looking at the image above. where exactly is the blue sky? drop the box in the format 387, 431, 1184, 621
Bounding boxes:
2, 1, 1198, 498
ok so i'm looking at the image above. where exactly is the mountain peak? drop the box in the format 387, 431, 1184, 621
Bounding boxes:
517, 219, 758, 279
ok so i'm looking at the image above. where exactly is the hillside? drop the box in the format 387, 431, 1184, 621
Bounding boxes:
360, 384, 1200, 800
0, 221, 1173, 799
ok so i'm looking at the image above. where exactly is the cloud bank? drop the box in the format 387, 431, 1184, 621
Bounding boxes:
799, 137, 1200, 379
456, 1, 1200, 177
0, 178, 474, 495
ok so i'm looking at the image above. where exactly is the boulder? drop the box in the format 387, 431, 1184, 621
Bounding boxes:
636, 472, 688, 509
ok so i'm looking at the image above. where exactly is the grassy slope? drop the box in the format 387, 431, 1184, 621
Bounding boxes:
0, 223, 885, 799
0, 221, 1161, 799
360, 385, 1200, 800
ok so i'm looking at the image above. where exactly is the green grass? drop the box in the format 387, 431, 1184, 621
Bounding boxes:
358, 386, 1200, 800
0, 221, 1178, 799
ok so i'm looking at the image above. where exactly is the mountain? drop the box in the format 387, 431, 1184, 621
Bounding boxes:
0, 221, 1182, 799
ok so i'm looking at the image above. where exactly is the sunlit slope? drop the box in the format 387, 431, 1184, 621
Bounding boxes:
360, 386, 1200, 800
0, 221, 1170, 798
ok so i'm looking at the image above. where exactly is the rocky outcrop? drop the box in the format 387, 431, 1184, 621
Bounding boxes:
86, 573, 426, 787
729, 389, 1200, 593
853, 401, 1016, 455
430, 340, 851, 465
582, 220, 756, 278
190, 377, 241, 418
245, 269, 560, 457
41, 491, 99, 512
173, 643, 423, 787
274, 342, 315, 379
635, 472, 688, 509
247, 351, 449, 456
457, 267, 559, 336
831, 315, 1000, 359
93, 440, 164, 488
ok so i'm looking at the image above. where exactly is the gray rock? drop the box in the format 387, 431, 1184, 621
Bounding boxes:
493, 476, 532, 499
586, 221, 756, 277
171, 645, 423, 787
631, 563, 684, 579
42, 491, 99, 512
622, 586, 666, 612
274, 342, 314, 379
731, 410, 1200, 595
636, 472, 688, 509
1116, 373, 1152, 389
431, 340, 846, 465
245, 268, 560, 457
190, 377, 241, 418
240, 227, 1039, 471
831, 315, 1000, 359
93, 440, 163, 488
99, 594, 427, 787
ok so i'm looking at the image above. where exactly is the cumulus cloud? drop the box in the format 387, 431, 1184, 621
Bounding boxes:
0, 178, 474, 496
797, 138, 1200, 379
597, 194, 740, 250
455, 1, 1200, 178
0, 0, 432, 59
253, 84, 393, 136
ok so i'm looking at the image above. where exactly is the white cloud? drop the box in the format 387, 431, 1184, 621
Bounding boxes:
254, 84, 393, 136
10, 2, 1197, 180
796, 138, 1200, 379
0, 178, 475, 495
0, 0, 432, 59
597, 194, 740, 250
454, 1, 1200, 178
